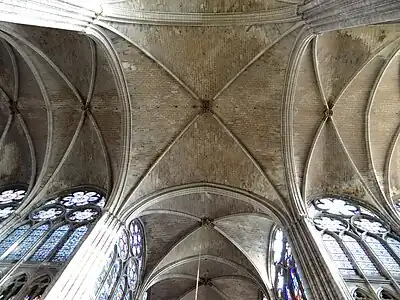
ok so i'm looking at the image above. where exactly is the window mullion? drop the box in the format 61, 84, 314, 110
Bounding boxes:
0, 221, 37, 259
109, 267, 125, 300
95, 249, 117, 299
0, 222, 51, 289
337, 234, 379, 300
0, 221, 32, 260
45, 224, 74, 262
358, 237, 400, 295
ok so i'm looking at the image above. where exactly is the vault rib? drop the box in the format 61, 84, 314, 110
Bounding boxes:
212, 21, 304, 102
212, 112, 287, 207
302, 116, 328, 201
86, 38, 97, 106
140, 209, 201, 222
366, 44, 400, 200
0, 114, 12, 151
0, 30, 53, 203
85, 27, 132, 212
87, 111, 113, 194
117, 113, 201, 215
146, 255, 261, 291
331, 37, 400, 108
386, 120, 400, 203
1, 40, 18, 101
96, 21, 202, 102
15, 113, 36, 192
331, 116, 380, 203
0, 25, 85, 105
34, 111, 85, 200
312, 36, 328, 107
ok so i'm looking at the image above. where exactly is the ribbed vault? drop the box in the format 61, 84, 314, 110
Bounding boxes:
0, 1, 399, 299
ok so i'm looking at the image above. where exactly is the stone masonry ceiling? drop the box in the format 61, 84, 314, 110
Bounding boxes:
0, 1, 399, 298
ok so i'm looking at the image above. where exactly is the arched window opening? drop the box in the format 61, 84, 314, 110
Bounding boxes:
0, 185, 28, 222
310, 196, 400, 296
95, 218, 146, 300
23, 275, 51, 300
0, 187, 105, 298
0, 273, 27, 299
0, 188, 105, 264
0, 273, 51, 300
379, 289, 399, 300
271, 227, 307, 300
353, 288, 373, 300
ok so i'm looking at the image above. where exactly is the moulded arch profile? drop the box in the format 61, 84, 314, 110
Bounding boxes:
307, 194, 382, 219
352, 287, 374, 300
43, 185, 107, 209
378, 288, 400, 300
121, 183, 288, 228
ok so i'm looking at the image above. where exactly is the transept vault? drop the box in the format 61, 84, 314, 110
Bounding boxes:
0, 0, 399, 299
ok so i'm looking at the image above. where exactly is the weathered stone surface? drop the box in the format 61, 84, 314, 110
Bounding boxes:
109, 0, 291, 13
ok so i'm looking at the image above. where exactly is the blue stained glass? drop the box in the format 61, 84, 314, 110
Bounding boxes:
113, 278, 126, 300
365, 236, 400, 277
387, 237, 400, 258
52, 226, 88, 262
97, 259, 121, 300
0, 224, 30, 257
6, 224, 49, 261
30, 225, 69, 262
124, 291, 131, 300
323, 234, 357, 277
342, 235, 380, 277
96, 251, 115, 290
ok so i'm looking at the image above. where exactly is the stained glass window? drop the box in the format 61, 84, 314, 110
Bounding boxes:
272, 227, 307, 300
52, 226, 88, 262
0, 186, 28, 221
0, 224, 30, 257
6, 224, 49, 261
387, 237, 400, 258
60, 191, 105, 208
113, 277, 126, 300
117, 230, 129, 261
310, 196, 400, 298
322, 234, 358, 277
98, 258, 122, 300
30, 225, 69, 262
342, 235, 381, 277
96, 250, 115, 291
127, 258, 139, 291
95, 219, 146, 300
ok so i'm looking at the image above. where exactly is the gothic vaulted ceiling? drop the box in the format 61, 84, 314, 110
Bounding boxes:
0, 0, 399, 299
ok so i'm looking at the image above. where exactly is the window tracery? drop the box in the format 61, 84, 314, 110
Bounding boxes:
379, 289, 398, 300
0, 185, 28, 222
0, 273, 51, 300
271, 227, 307, 300
96, 219, 146, 300
0, 187, 105, 298
310, 196, 400, 298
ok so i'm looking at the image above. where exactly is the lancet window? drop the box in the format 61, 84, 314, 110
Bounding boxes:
0, 185, 28, 222
0, 187, 105, 298
310, 196, 400, 299
271, 227, 307, 300
96, 218, 146, 300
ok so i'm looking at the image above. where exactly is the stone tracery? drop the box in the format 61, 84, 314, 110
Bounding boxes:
0, 1, 398, 299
